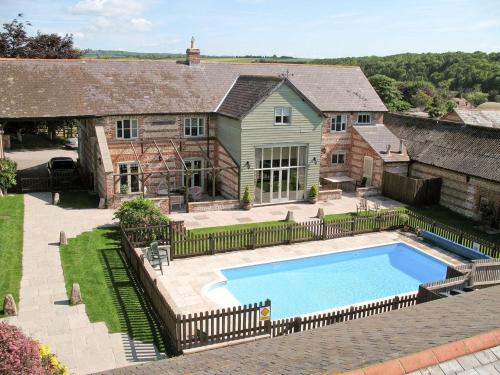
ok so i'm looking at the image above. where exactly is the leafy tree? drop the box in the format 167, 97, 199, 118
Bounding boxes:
368, 74, 410, 111
426, 96, 448, 118
410, 89, 433, 109
0, 159, 17, 194
0, 14, 82, 58
114, 196, 169, 227
464, 91, 489, 106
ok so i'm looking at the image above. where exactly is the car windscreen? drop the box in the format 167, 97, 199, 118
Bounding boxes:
52, 160, 74, 169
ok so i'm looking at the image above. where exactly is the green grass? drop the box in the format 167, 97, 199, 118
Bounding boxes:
58, 191, 100, 209
407, 205, 500, 243
60, 227, 167, 352
0, 195, 24, 317
190, 220, 291, 235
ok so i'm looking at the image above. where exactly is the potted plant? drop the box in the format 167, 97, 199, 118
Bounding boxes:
120, 184, 129, 194
308, 184, 319, 204
242, 186, 252, 210
399, 213, 410, 232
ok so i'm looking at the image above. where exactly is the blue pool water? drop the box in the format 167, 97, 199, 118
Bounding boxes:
209, 243, 447, 319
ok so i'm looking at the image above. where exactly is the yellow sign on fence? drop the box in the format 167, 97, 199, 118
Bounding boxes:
259, 306, 271, 321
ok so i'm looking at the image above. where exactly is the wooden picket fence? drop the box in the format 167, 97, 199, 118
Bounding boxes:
271, 294, 417, 337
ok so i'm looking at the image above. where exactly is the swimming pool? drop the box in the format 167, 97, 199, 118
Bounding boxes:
206, 242, 448, 320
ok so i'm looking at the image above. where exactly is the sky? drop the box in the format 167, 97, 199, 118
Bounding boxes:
0, 0, 499, 57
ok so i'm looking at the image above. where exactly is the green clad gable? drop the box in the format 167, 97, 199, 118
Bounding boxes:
238, 83, 323, 200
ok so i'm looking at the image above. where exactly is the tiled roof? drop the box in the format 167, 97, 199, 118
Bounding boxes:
353, 124, 410, 162
454, 109, 500, 129
0, 59, 387, 118
216, 76, 284, 119
386, 120, 500, 182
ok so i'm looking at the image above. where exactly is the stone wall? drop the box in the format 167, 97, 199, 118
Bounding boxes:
187, 199, 240, 212
410, 162, 500, 220
318, 189, 342, 201
350, 128, 384, 188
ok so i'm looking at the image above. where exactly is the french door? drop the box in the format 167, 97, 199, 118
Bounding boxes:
118, 162, 140, 193
255, 146, 306, 204
183, 159, 204, 189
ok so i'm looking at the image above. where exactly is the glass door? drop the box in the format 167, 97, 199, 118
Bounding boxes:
184, 159, 204, 189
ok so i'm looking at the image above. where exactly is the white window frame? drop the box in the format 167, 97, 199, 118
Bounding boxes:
357, 113, 372, 125
274, 107, 291, 125
184, 117, 205, 138
331, 151, 346, 165
118, 161, 141, 194
331, 114, 347, 132
116, 119, 139, 140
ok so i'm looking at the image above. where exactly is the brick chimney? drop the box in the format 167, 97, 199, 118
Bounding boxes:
186, 36, 200, 65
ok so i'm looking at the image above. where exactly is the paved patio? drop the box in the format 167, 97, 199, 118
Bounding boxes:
97, 285, 500, 375
169, 192, 404, 229
155, 231, 465, 315
2, 193, 163, 375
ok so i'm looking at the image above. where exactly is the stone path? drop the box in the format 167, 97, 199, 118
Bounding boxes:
169, 192, 403, 229
409, 346, 500, 375
2, 193, 163, 374
98, 285, 500, 375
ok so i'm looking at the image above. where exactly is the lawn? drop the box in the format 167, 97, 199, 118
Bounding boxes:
190, 220, 291, 235
0, 195, 24, 317
59, 227, 167, 352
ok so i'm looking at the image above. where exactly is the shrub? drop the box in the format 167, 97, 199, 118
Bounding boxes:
399, 213, 410, 223
309, 184, 319, 198
0, 159, 17, 194
114, 196, 169, 227
0, 322, 66, 375
242, 186, 252, 204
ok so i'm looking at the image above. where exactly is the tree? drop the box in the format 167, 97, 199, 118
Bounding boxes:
410, 89, 433, 109
368, 74, 411, 111
464, 91, 489, 106
0, 14, 82, 58
426, 96, 448, 118
0, 159, 17, 194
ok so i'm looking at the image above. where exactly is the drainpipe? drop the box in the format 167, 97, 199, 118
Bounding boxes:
0, 123, 4, 159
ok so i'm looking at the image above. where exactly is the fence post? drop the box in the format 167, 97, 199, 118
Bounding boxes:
251, 228, 256, 250
322, 220, 327, 240
458, 231, 464, 245
169, 222, 176, 257
264, 299, 272, 335
288, 224, 293, 245
293, 317, 302, 333
351, 218, 356, 235
392, 295, 400, 310
431, 221, 436, 233
209, 234, 215, 255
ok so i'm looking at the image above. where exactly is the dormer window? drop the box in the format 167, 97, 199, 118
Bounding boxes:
357, 113, 372, 125
275, 107, 291, 125
331, 114, 347, 132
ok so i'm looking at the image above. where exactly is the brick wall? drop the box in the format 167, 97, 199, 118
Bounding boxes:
187, 199, 240, 212
320, 111, 385, 180
318, 189, 342, 201
350, 127, 384, 188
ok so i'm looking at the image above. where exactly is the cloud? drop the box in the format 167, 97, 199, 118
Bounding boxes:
131, 17, 152, 32
68, 0, 144, 17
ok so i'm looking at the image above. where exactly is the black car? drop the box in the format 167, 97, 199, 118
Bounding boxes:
47, 157, 77, 177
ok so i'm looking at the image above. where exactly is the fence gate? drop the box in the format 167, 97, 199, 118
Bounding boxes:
20, 175, 91, 193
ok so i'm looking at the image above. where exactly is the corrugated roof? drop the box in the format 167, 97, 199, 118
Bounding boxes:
386, 120, 500, 182
454, 109, 500, 129
353, 124, 410, 162
0, 59, 387, 118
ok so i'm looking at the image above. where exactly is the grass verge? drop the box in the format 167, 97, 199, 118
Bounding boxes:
59, 227, 167, 352
0, 195, 24, 317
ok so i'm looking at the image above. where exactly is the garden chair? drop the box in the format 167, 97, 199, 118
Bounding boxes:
146, 241, 170, 274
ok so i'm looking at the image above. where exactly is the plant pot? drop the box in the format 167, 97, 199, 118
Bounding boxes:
308, 197, 318, 204
242, 202, 252, 210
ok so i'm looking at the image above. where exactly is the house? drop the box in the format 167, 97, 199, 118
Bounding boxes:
385, 113, 500, 225
441, 108, 500, 129
0, 39, 404, 212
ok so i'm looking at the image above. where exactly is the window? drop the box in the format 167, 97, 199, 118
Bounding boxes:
184, 117, 205, 137
331, 152, 346, 165
357, 113, 372, 125
274, 107, 291, 125
116, 119, 139, 139
118, 162, 140, 193
331, 114, 347, 132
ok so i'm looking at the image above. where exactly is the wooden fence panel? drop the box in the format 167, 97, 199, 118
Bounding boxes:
382, 171, 441, 206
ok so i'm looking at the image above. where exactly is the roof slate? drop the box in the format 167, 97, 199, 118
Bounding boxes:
217, 76, 283, 119
385, 120, 500, 182
354, 124, 410, 162
453, 109, 500, 129
0, 59, 387, 118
